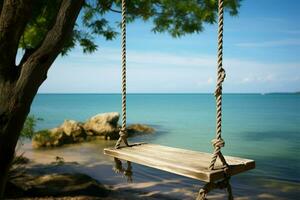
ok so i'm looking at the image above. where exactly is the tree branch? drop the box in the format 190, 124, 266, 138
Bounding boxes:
102, 1, 121, 13
16, 0, 84, 97
18, 48, 36, 67
109, 7, 121, 13
0, 0, 34, 69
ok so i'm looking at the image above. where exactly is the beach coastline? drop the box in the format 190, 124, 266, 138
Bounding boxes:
13, 93, 300, 200
8, 138, 297, 200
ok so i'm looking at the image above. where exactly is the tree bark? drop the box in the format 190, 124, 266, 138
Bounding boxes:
0, 0, 84, 198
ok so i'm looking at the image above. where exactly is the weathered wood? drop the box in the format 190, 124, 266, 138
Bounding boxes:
104, 143, 255, 182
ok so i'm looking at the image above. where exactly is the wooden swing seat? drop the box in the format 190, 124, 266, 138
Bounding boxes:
104, 143, 255, 182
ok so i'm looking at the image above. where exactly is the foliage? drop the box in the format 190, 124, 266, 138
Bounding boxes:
8, 153, 29, 180
9, 116, 41, 182
32, 129, 52, 143
19, 0, 241, 56
20, 115, 42, 139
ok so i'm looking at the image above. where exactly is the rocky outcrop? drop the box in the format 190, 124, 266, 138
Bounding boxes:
83, 112, 120, 139
32, 120, 85, 148
62, 120, 84, 137
32, 112, 155, 148
127, 124, 155, 136
32, 127, 73, 148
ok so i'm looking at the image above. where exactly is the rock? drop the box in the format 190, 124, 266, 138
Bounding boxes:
84, 112, 120, 139
32, 130, 52, 148
32, 113, 155, 148
8, 173, 109, 198
32, 120, 88, 148
32, 128, 73, 148
127, 124, 155, 137
61, 120, 84, 137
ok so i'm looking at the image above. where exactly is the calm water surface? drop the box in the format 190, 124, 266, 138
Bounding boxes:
26, 94, 300, 199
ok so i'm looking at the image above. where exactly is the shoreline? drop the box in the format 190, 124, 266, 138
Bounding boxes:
14, 140, 299, 200
24, 94, 300, 199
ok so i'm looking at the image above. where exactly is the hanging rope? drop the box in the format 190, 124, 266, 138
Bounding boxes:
115, 0, 129, 149
196, 177, 233, 200
113, 158, 133, 182
209, 0, 228, 170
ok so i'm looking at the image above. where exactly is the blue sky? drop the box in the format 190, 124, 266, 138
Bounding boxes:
38, 0, 300, 93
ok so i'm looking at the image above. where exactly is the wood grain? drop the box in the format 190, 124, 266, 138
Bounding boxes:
104, 143, 255, 182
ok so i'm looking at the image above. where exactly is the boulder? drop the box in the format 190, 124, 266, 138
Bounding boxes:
127, 124, 155, 133
32, 128, 73, 148
127, 124, 155, 137
32, 113, 155, 148
32, 130, 51, 148
83, 112, 119, 139
61, 120, 84, 137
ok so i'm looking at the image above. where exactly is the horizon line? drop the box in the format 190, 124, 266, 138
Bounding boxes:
36, 92, 299, 95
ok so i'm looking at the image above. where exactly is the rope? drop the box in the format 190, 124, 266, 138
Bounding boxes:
196, 177, 233, 200
209, 0, 228, 170
198, 1, 232, 198
115, 0, 129, 149
113, 158, 133, 182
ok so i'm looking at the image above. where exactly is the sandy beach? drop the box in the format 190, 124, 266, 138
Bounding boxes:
6, 138, 295, 200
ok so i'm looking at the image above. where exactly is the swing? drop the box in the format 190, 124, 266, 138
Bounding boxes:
104, 0, 255, 199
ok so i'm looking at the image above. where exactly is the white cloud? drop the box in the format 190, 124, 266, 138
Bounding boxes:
240, 74, 276, 84
57, 47, 216, 69
128, 51, 215, 68
235, 39, 300, 48
40, 47, 300, 93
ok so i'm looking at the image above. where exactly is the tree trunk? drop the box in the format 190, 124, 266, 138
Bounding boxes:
0, 0, 84, 198
0, 80, 36, 197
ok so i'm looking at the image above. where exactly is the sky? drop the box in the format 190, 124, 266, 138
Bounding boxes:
37, 0, 300, 93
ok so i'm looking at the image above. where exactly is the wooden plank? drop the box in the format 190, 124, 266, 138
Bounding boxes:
125, 144, 255, 181
104, 143, 255, 182
115, 146, 210, 169
117, 143, 254, 169
128, 144, 250, 166
138, 144, 254, 164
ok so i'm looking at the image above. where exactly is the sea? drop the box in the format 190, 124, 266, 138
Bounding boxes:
24, 93, 300, 199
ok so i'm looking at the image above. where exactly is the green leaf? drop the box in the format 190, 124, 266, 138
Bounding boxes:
19, 0, 241, 54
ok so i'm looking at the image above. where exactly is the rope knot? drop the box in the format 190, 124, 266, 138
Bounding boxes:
211, 138, 225, 148
220, 68, 226, 82
197, 182, 215, 200
214, 86, 222, 97
198, 188, 208, 200
115, 127, 129, 148
119, 128, 128, 138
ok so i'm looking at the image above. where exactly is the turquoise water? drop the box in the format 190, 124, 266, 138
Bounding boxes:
30, 94, 300, 199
